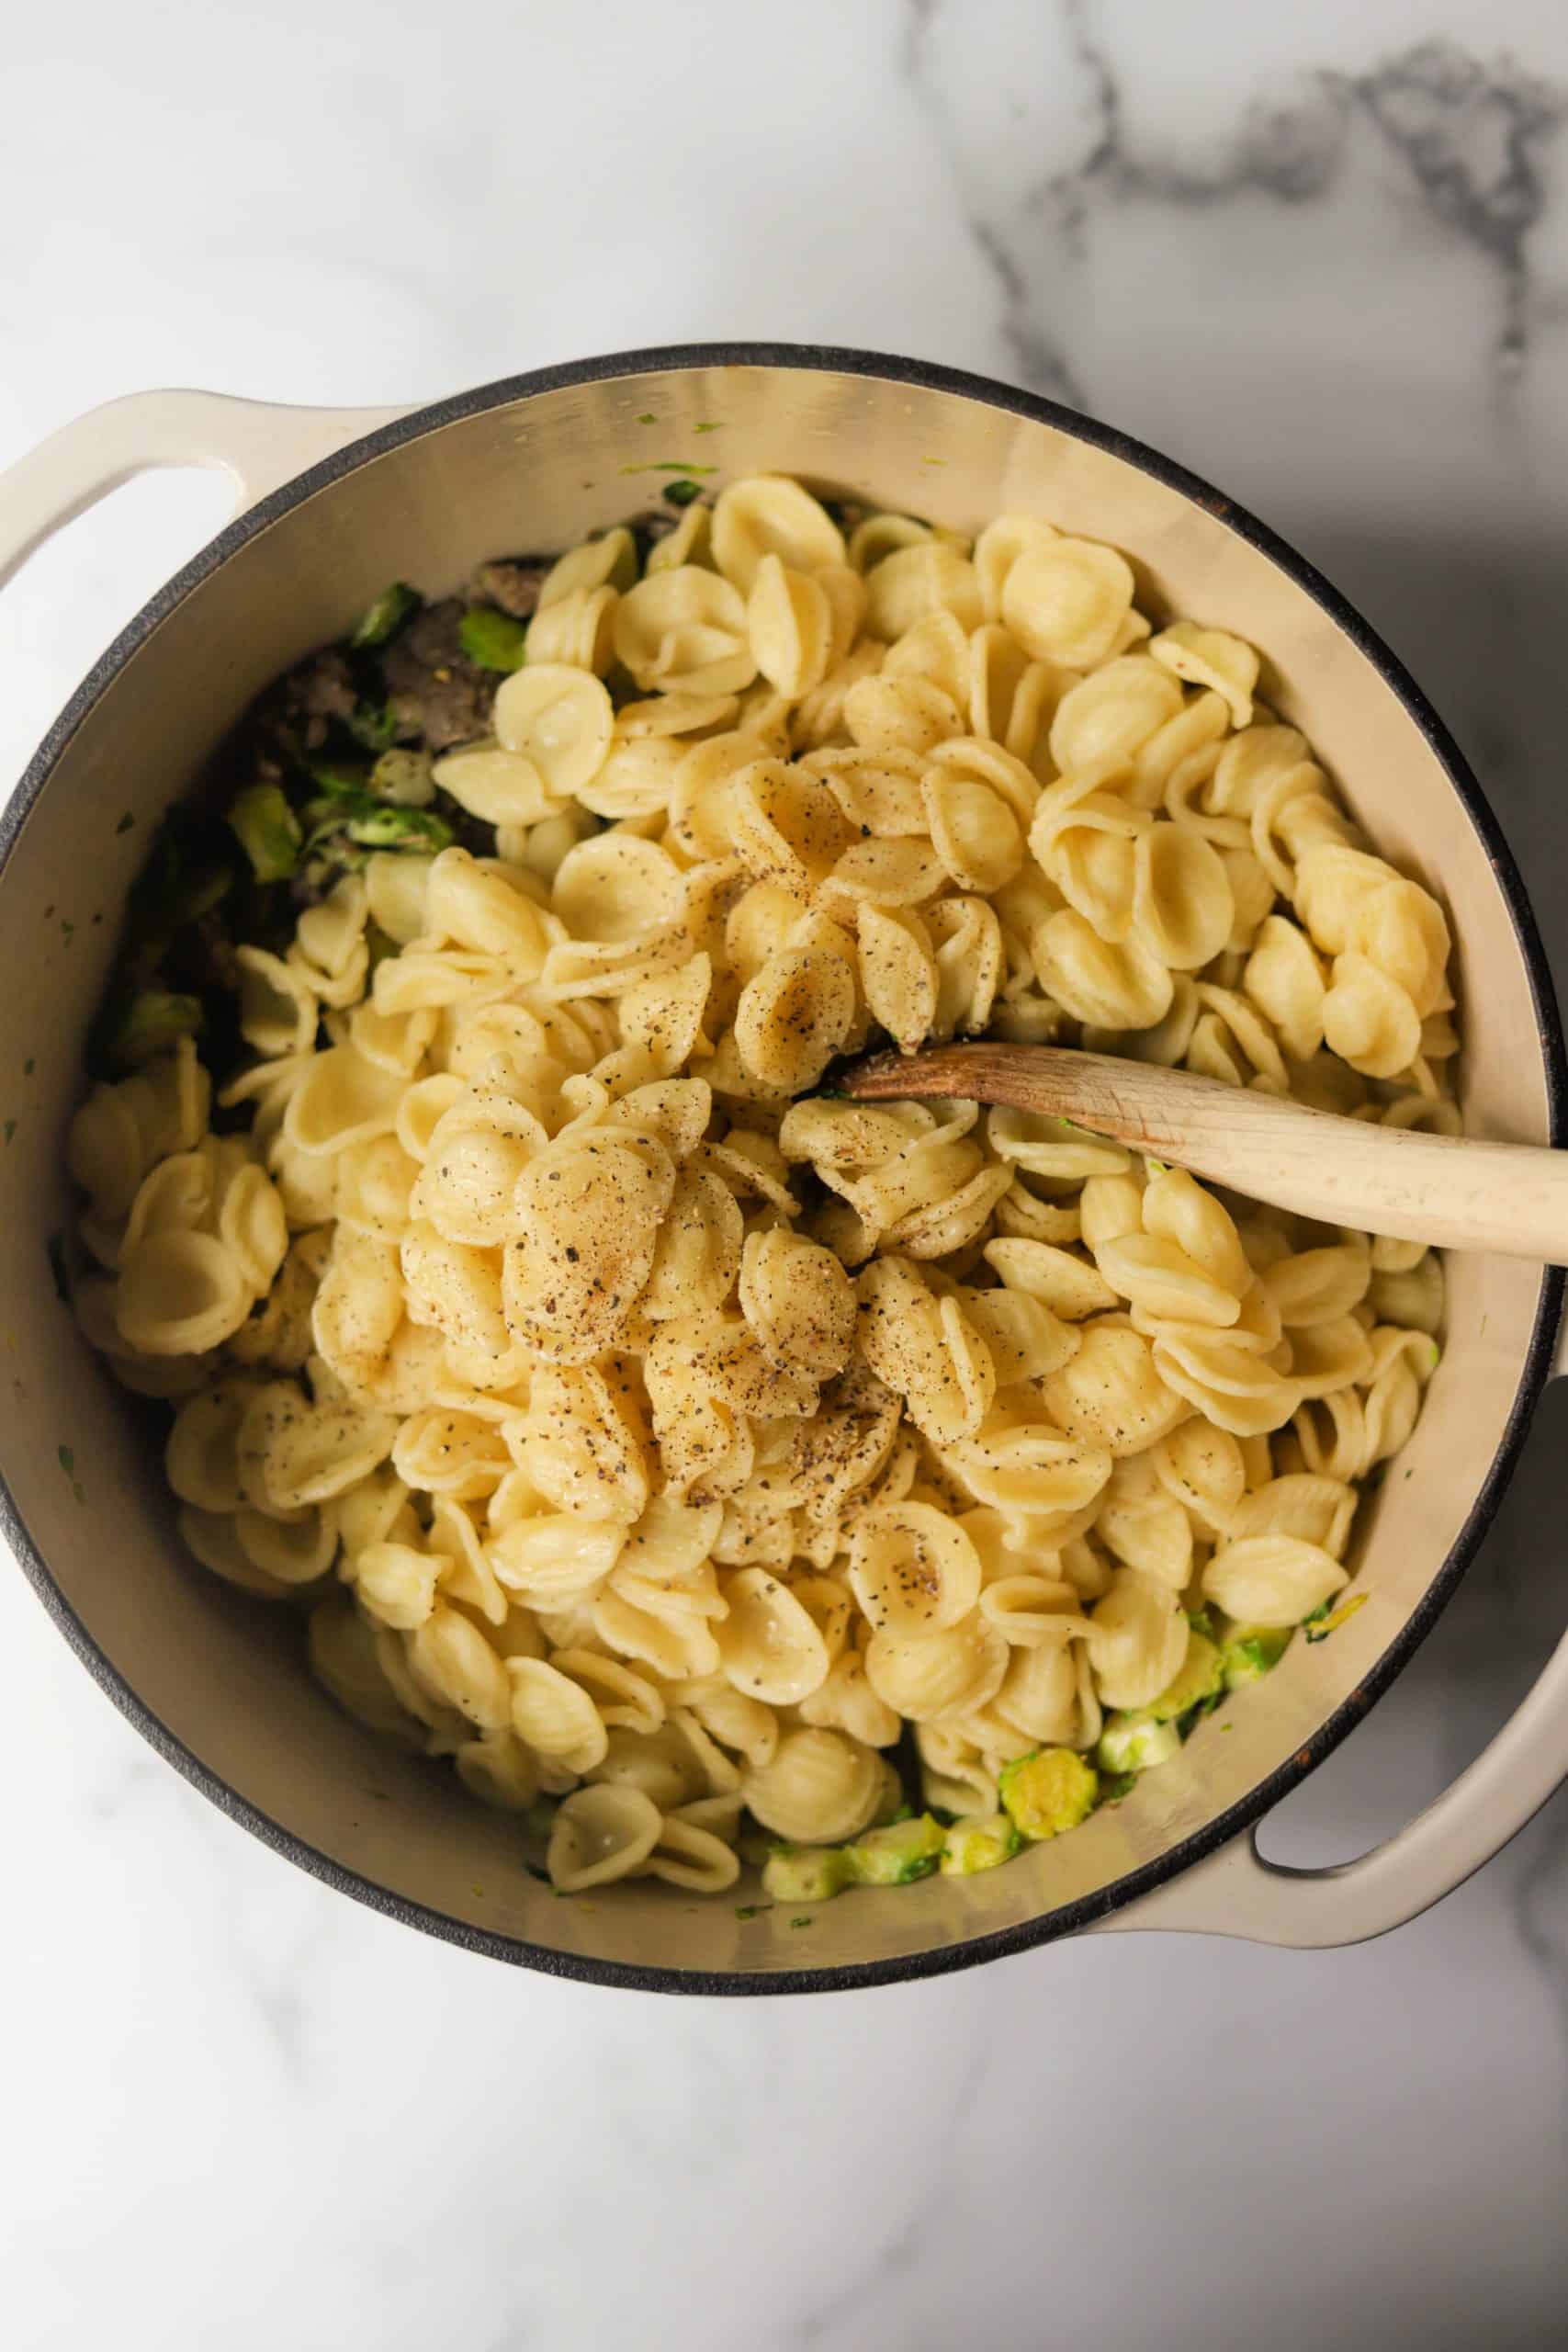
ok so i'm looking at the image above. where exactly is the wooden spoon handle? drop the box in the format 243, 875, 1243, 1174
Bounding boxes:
841, 1043, 1568, 1261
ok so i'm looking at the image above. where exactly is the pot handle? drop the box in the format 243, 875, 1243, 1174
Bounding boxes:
1103, 1361, 1568, 1947
0, 389, 409, 588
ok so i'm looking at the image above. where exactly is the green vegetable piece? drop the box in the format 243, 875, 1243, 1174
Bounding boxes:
166, 859, 233, 928
761, 1845, 853, 1905
458, 606, 531, 672
1097, 1770, 1139, 1804
998, 1747, 1098, 1842
664, 477, 704, 507
346, 699, 400, 753
1185, 1606, 1217, 1640
1145, 1630, 1224, 1724
227, 783, 301, 882
939, 1814, 1022, 1876
844, 1814, 945, 1886
350, 581, 421, 650
101, 989, 205, 1072
1220, 1625, 1293, 1689
1097, 1713, 1182, 1776
304, 795, 454, 862
368, 749, 435, 807
1304, 1590, 1369, 1645
124, 819, 233, 944
343, 804, 454, 853
308, 760, 373, 800
617, 458, 718, 480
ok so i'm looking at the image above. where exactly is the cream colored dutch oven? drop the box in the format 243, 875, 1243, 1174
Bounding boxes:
2, 346, 1564, 1992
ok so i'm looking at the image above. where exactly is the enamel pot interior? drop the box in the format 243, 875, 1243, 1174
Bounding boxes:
1, 349, 1559, 1991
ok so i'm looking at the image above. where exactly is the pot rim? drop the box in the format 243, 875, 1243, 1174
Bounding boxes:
5, 340, 1563, 1995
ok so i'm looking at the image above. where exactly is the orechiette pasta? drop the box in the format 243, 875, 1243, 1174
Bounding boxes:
69, 475, 1451, 1903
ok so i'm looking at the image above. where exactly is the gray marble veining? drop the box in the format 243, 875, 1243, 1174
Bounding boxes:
909, 3, 1568, 404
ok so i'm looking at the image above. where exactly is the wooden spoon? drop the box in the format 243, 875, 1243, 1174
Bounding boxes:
839, 1041, 1568, 1261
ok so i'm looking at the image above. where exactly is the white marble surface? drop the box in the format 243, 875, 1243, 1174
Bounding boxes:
6, 4, 1568, 2346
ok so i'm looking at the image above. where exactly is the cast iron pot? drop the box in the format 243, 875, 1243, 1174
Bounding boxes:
2, 345, 1565, 1993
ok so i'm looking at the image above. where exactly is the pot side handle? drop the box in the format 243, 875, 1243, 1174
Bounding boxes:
0, 389, 410, 588
1101, 1367, 1568, 1948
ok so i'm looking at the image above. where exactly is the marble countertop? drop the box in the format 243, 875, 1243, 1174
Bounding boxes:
6, 4, 1568, 2346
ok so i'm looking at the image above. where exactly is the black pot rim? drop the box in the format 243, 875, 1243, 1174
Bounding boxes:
6, 340, 1564, 1996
